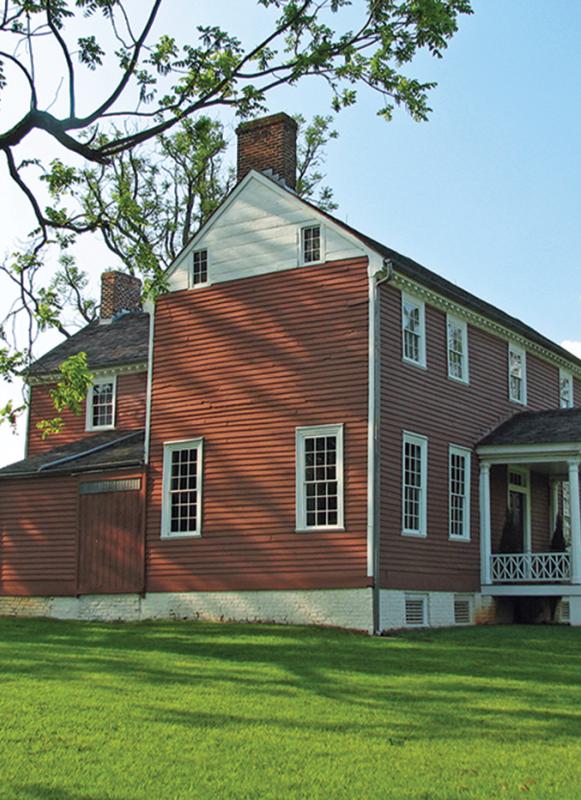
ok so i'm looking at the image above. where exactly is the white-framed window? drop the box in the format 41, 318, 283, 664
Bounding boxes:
192, 248, 209, 287
86, 375, 116, 431
299, 224, 323, 265
449, 445, 471, 540
447, 315, 469, 384
405, 594, 428, 626
402, 293, 426, 368
161, 439, 203, 538
508, 343, 527, 404
402, 431, 428, 536
560, 368, 574, 408
296, 424, 344, 531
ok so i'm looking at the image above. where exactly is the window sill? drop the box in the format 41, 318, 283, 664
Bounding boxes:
86, 424, 115, 432
402, 357, 427, 371
295, 526, 345, 534
401, 530, 427, 538
509, 398, 527, 407
448, 535, 471, 543
190, 281, 211, 290
447, 374, 470, 386
161, 532, 202, 540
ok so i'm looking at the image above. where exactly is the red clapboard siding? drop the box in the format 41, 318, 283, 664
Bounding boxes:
0, 475, 78, 596
28, 371, 147, 455
379, 284, 560, 593
146, 258, 370, 592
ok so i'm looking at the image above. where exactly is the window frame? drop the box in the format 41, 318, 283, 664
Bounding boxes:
191, 247, 210, 289
295, 423, 344, 532
508, 342, 527, 405
85, 375, 117, 432
161, 438, 204, 539
448, 444, 472, 541
401, 293, 426, 369
298, 223, 325, 266
559, 368, 574, 408
446, 314, 469, 385
401, 431, 428, 537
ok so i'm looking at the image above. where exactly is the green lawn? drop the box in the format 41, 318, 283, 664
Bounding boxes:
0, 620, 580, 800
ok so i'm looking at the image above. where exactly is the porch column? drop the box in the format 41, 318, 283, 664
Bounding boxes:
479, 462, 492, 585
568, 460, 581, 584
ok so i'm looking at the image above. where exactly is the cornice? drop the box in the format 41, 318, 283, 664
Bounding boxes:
27, 361, 148, 386
391, 273, 581, 379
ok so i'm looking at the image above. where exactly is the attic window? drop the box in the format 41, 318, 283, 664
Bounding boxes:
301, 225, 321, 264
192, 249, 208, 287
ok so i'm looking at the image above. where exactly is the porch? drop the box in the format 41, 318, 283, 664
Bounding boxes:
477, 408, 581, 596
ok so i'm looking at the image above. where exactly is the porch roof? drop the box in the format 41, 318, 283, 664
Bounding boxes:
479, 408, 581, 447
0, 429, 145, 478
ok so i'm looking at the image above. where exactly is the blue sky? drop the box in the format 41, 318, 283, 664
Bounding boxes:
0, 0, 579, 464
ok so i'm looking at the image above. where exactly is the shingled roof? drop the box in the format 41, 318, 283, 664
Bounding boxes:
478, 408, 581, 447
0, 429, 145, 478
27, 311, 149, 378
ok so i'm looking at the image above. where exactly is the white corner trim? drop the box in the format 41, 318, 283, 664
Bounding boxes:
144, 300, 155, 465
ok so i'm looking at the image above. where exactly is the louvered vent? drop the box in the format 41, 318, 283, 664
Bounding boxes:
405, 596, 427, 627
560, 600, 570, 624
454, 596, 472, 625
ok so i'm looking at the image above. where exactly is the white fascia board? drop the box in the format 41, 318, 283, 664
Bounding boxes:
164, 170, 386, 282
482, 584, 581, 597
477, 442, 581, 463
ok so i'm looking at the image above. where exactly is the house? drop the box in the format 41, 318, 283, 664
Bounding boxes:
0, 112, 580, 632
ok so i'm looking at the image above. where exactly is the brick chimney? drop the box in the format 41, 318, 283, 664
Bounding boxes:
100, 271, 142, 321
236, 112, 298, 190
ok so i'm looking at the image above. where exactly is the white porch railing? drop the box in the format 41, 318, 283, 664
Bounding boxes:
490, 552, 571, 583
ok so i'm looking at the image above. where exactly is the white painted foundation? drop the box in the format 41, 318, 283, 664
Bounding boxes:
0, 589, 374, 632
379, 589, 491, 630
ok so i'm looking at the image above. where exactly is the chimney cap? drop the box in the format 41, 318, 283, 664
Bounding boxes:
236, 112, 298, 135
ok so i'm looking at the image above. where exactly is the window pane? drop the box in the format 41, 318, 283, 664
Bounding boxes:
167, 445, 199, 534
403, 299, 423, 364
302, 226, 321, 263
193, 249, 208, 285
92, 382, 114, 428
403, 439, 424, 533
449, 450, 468, 538
302, 433, 340, 528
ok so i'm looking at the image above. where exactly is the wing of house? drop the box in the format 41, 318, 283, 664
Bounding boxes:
1, 112, 580, 630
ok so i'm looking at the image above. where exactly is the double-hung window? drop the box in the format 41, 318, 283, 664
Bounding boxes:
296, 424, 344, 531
560, 368, 574, 408
300, 224, 322, 264
449, 445, 471, 540
447, 315, 469, 383
402, 432, 428, 536
162, 439, 203, 537
402, 294, 426, 367
192, 248, 209, 287
86, 376, 116, 431
508, 343, 527, 404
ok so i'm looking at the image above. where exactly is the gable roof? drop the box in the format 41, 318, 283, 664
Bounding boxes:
478, 408, 581, 447
27, 311, 149, 378
0, 429, 145, 478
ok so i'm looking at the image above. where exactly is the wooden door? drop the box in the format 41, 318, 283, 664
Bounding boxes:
77, 477, 144, 595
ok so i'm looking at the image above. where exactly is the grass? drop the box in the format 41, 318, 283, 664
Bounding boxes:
0, 620, 580, 800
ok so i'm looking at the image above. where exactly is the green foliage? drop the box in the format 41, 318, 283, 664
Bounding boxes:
36, 352, 93, 439
498, 506, 522, 553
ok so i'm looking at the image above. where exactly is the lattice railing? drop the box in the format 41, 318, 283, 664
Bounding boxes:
490, 552, 571, 583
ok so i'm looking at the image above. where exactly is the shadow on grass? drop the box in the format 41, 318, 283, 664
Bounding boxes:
1, 618, 580, 747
